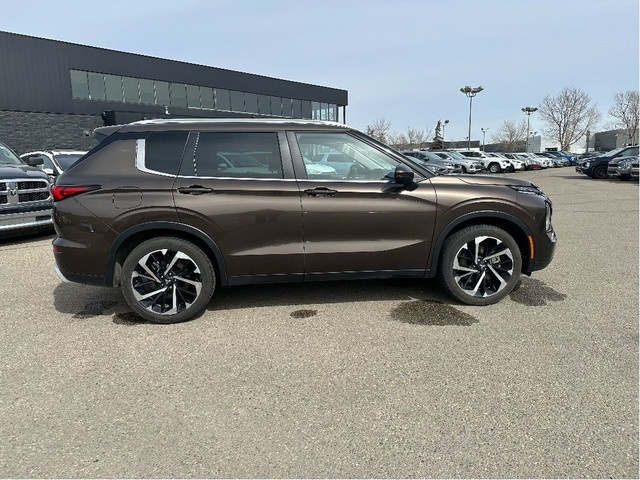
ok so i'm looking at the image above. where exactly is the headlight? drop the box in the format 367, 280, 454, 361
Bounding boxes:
545, 202, 552, 231
509, 185, 543, 196
584, 161, 591, 168
619, 160, 631, 168
444, 162, 453, 167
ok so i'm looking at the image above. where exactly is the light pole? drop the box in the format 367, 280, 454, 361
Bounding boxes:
442, 119, 449, 146
481, 127, 489, 151
460, 86, 484, 150
522, 106, 538, 152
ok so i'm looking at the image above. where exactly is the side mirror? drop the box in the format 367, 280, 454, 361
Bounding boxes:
24, 156, 44, 167
394, 164, 414, 185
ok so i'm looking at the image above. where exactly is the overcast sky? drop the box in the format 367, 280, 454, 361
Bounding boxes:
2, 0, 638, 145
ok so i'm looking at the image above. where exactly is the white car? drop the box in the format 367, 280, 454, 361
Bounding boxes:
459, 151, 511, 173
20, 149, 87, 181
486, 152, 524, 171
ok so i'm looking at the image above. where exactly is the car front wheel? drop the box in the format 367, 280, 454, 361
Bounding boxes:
488, 163, 501, 173
592, 165, 608, 179
438, 225, 522, 305
121, 237, 216, 323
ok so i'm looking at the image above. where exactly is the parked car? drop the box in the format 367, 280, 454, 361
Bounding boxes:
459, 151, 511, 173
20, 150, 87, 181
52, 119, 556, 323
401, 150, 462, 174
501, 153, 533, 171
485, 152, 524, 172
576, 146, 640, 178
430, 151, 483, 174
544, 150, 575, 165
615, 156, 639, 180
0, 141, 53, 237
611, 155, 639, 180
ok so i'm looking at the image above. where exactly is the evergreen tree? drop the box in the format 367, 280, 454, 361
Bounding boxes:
431, 120, 444, 150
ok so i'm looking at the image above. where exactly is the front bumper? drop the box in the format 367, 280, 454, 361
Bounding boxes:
0, 206, 53, 234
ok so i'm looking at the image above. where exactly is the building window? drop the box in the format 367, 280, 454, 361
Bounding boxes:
123, 76, 140, 103
170, 82, 187, 107
244, 92, 259, 114
230, 90, 244, 112
292, 99, 302, 118
270, 96, 282, 116
201, 87, 214, 109
301, 101, 312, 119
215, 88, 231, 111
187, 84, 201, 108
87, 72, 105, 101
258, 95, 271, 115
104, 74, 123, 102
139, 78, 155, 105
155, 81, 170, 107
282, 98, 293, 117
70, 70, 89, 99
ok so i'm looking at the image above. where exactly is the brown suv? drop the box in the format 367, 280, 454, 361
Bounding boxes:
52, 119, 556, 323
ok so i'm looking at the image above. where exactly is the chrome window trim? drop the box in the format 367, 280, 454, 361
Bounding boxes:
135, 139, 177, 178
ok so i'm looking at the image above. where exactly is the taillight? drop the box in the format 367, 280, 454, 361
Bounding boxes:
51, 185, 101, 201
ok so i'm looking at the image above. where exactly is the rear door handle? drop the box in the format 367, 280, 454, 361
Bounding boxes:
304, 187, 338, 197
177, 185, 213, 195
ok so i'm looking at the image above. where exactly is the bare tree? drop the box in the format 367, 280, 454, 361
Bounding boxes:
538, 86, 601, 150
365, 117, 392, 143
388, 126, 432, 151
608, 90, 639, 145
491, 119, 528, 152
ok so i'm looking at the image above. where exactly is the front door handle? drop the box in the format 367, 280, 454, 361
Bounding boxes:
304, 187, 338, 197
177, 185, 213, 195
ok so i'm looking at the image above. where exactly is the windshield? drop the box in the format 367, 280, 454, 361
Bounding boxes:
447, 152, 466, 160
0, 143, 23, 165
603, 147, 627, 157
55, 153, 85, 171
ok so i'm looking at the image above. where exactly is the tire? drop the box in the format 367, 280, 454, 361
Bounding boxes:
461, 166, 468, 173
437, 225, 522, 306
488, 163, 501, 174
592, 165, 608, 179
121, 237, 216, 323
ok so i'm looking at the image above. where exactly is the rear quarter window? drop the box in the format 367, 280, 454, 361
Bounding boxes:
145, 131, 189, 175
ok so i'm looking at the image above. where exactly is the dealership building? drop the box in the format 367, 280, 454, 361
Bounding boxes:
0, 31, 348, 154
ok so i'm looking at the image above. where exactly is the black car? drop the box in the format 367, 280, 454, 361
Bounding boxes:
576, 146, 639, 178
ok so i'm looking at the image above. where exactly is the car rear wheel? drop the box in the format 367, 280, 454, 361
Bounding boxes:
592, 165, 608, 179
121, 237, 216, 323
488, 163, 501, 173
437, 225, 522, 306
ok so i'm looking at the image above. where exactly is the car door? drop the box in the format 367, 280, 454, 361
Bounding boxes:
288, 130, 437, 278
173, 130, 304, 283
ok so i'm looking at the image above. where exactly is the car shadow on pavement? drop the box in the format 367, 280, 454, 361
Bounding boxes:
0, 231, 55, 248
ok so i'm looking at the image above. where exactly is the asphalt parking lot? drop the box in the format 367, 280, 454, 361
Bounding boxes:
0, 168, 637, 478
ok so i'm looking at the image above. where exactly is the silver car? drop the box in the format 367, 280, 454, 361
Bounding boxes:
431, 151, 483, 174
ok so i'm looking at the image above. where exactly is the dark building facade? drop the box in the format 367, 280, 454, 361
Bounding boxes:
0, 31, 348, 154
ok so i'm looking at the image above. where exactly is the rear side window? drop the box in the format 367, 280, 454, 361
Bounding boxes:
145, 131, 189, 175
193, 132, 283, 179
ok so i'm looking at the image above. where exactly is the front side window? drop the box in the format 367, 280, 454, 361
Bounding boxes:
193, 132, 283, 179
295, 132, 401, 181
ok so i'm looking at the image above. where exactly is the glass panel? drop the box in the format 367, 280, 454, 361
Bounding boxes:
139, 78, 155, 104
312, 101, 321, 120
187, 84, 201, 108
145, 132, 189, 175
155, 81, 170, 106
244, 92, 258, 114
301, 101, 312, 119
294, 132, 400, 181
292, 99, 302, 118
258, 95, 271, 115
201, 87, 214, 109
105, 74, 123, 102
320, 102, 328, 120
194, 132, 283, 179
215, 88, 231, 111
282, 98, 292, 117
170, 82, 187, 107
230, 90, 244, 112
270, 96, 282, 116
70, 70, 89, 99
328, 104, 337, 121
122, 76, 140, 103
87, 72, 105, 101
